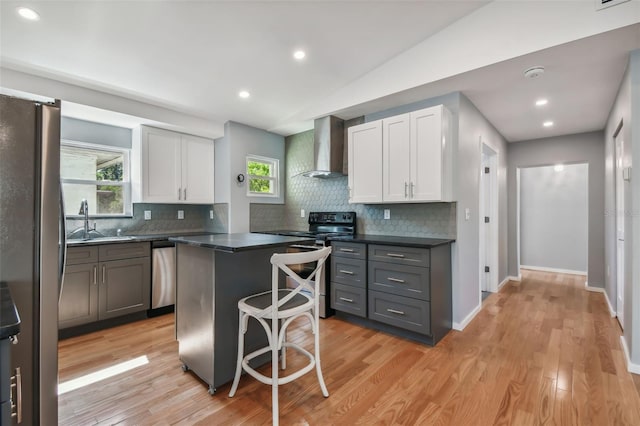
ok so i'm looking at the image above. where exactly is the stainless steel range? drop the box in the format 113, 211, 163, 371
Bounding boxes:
260, 211, 357, 318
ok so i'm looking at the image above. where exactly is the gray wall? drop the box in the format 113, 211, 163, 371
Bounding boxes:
520, 164, 588, 273
61, 117, 132, 148
218, 121, 285, 233
507, 132, 605, 287
605, 49, 639, 363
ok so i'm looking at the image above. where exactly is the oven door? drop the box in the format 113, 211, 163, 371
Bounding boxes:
286, 244, 329, 318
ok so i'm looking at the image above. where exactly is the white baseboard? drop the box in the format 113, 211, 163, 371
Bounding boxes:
521, 265, 587, 276
584, 283, 616, 317
620, 335, 640, 374
509, 274, 521, 282
498, 276, 511, 289
452, 304, 481, 331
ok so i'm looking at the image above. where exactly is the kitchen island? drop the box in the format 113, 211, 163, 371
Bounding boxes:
168, 233, 313, 394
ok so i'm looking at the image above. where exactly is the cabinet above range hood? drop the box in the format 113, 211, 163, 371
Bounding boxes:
300, 116, 345, 178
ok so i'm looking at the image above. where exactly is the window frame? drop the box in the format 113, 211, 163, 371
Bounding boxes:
246, 155, 280, 198
61, 139, 133, 218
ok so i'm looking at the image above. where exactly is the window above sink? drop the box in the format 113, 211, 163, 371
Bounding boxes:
61, 140, 132, 217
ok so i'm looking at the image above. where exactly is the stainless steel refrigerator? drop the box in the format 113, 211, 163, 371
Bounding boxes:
0, 94, 62, 424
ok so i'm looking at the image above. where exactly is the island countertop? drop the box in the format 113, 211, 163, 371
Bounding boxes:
169, 233, 314, 252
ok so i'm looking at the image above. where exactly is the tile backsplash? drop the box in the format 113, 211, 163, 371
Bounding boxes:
66, 203, 227, 237
277, 129, 457, 239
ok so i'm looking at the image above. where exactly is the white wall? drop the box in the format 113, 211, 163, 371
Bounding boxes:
605, 49, 640, 364
520, 164, 588, 274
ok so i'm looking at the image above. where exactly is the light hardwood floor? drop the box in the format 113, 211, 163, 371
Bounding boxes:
58, 270, 640, 425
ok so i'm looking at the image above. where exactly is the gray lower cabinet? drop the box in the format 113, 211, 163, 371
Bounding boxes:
59, 242, 150, 329
331, 240, 452, 345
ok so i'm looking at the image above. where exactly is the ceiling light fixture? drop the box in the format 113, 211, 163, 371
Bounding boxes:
543, 121, 554, 127
535, 99, 548, 106
17, 6, 40, 21
238, 90, 250, 99
293, 50, 306, 60
523, 66, 545, 79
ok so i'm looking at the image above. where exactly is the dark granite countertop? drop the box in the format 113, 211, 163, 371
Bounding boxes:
329, 234, 455, 248
0, 282, 21, 339
169, 233, 314, 252
67, 231, 219, 247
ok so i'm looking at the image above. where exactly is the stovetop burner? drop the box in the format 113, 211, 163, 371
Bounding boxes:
259, 211, 356, 241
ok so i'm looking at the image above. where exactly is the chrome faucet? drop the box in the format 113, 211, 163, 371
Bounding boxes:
78, 199, 95, 239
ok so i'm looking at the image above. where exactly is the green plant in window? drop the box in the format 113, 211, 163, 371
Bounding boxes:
248, 161, 272, 193
97, 163, 124, 213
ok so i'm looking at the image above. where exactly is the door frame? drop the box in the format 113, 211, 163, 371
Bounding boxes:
614, 120, 625, 329
479, 141, 499, 299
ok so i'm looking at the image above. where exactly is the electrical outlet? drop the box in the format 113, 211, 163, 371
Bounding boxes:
300, 209, 305, 218
178, 210, 184, 220
384, 209, 390, 220
144, 210, 151, 220
210, 210, 214, 219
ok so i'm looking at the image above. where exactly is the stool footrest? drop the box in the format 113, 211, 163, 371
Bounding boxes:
241, 343, 316, 386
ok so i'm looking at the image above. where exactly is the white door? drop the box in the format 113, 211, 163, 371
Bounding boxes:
143, 127, 182, 203
382, 113, 411, 202
348, 120, 383, 203
480, 152, 491, 292
615, 129, 625, 329
181, 134, 215, 203
410, 106, 442, 201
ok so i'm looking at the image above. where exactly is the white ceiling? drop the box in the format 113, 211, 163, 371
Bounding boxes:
1, 1, 639, 142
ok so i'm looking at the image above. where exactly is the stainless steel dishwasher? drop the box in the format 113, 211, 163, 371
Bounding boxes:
150, 240, 176, 315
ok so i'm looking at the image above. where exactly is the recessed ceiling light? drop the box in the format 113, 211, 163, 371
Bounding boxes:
17, 7, 40, 21
524, 66, 545, 79
543, 121, 554, 127
535, 99, 548, 106
293, 50, 306, 60
554, 164, 564, 172
238, 90, 250, 99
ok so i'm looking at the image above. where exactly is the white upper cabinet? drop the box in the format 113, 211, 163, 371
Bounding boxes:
348, 104, 453, 204
133, 126, 214, 204
348, 120, 383, 203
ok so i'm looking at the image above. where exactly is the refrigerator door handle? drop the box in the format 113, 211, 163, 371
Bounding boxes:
59, 182, 67, 302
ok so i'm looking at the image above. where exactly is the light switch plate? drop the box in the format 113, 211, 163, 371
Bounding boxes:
300, 209, 305, 218
144, 210, 151, 220
384, 209, 390, 220
178, 210, 184, 220
209, 210, 214, 219
465, 208, 470, 221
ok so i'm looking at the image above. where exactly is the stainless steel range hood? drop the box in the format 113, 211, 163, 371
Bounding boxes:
301, 116, 345, 178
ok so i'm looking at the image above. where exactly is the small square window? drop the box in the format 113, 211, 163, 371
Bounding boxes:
246, 156, 279, 197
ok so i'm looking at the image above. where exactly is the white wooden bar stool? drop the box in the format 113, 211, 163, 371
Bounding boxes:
228, 246, 332, 425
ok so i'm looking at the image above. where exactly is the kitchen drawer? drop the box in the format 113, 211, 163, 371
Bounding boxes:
66, 246, 99, 265
369, 261, 430, 301
331, 257, 366, 288
368, 290, 430, 335
98, 242, 150, 262
331, 283, 366, 318
368, 244, 429, 267
331, 242, 366, 260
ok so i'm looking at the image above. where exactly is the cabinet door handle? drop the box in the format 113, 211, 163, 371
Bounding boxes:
11, 366, 22, 423
339, 248, 355, 253
386, 253, 405, 258
93, 265, 97, 285
404, 182, 408, 198
386, 308, 405, 315
183, 188, 187, 200
102, 265, 106, 284
387, 277, 405, 283
339, 297, 354, 303
178, 188, 182, 200
339, 270, 354, 275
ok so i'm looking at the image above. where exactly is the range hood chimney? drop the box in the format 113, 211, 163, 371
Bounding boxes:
301, 116, 345, 178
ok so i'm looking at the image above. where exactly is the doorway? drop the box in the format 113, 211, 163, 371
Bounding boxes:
614, 122, 626, 329
479, 142, 498, 301
517, 163, 589, 278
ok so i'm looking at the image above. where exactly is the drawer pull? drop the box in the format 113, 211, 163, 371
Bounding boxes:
339, 270, 354, 275
386, 308, 405, 315
387, 277, 405, 283
339, 248, 355, 253
339, 297, 354, 303
386, 253, 405, 258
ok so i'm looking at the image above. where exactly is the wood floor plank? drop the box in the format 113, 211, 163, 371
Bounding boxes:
58, 270, 640, 425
